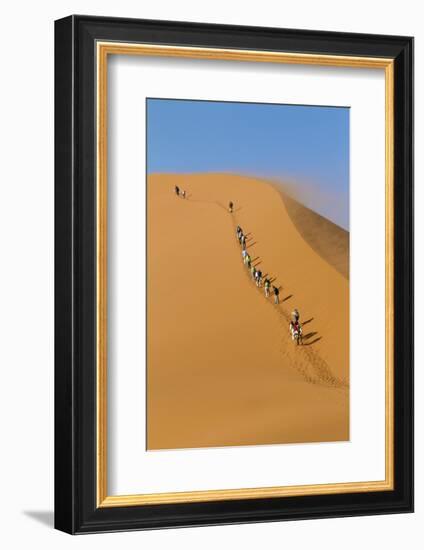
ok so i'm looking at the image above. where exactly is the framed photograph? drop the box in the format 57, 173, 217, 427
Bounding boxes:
54, 15, 413, 534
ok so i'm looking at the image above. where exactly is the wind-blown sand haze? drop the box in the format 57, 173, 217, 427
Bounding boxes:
147, 173, 349, 450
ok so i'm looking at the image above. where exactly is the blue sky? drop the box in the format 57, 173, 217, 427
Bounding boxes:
147, 99, 349, 229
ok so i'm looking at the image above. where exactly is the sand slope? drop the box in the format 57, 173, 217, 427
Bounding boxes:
147, 173, 349, 450
273, 189, 349, 279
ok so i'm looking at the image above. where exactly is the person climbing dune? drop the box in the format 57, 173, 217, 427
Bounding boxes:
228, 201, 234, 213
174, 185, 180, 196
290, 320, 303, 345
264, 278, 271, 298
273, 285, 280, 304
241, 234, 247, 250
255, 269, 262, 287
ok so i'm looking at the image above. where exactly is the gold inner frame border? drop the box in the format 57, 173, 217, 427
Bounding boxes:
96, 41, 394, 508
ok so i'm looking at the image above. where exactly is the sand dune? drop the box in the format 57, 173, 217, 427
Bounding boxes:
147, 173, 349, 450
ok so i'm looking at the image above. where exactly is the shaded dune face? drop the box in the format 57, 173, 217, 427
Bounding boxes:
147, 173, 349, 451
273, 189, 349, 280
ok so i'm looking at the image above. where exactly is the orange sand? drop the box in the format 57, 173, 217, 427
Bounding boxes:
147, 174, 349, 450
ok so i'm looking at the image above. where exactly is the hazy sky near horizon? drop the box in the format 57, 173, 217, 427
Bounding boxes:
147, 98, 349, 229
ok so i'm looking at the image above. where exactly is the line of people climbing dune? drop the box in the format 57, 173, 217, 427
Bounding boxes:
173, 185, 303, 345
235, 219, 303, 346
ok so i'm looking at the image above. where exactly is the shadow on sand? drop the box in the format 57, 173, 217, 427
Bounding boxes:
303, 331, 318, 341
303, 337, 322, 346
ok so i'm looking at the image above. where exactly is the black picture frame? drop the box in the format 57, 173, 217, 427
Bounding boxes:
55, 15, 414, 534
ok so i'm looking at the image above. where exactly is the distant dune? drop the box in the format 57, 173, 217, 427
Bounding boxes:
147, 173, 349, 450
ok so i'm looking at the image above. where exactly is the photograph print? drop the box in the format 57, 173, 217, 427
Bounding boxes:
146, 98, 350, 451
